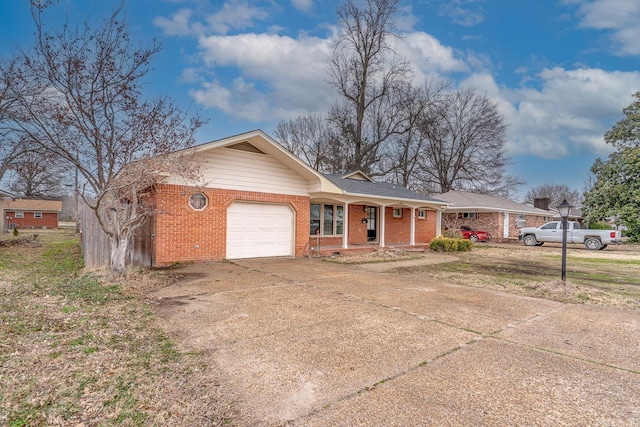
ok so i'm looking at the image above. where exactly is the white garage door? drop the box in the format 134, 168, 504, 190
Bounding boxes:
226, 202, 294, 259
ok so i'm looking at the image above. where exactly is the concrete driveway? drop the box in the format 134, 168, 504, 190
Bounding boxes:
150, 257, 640, 426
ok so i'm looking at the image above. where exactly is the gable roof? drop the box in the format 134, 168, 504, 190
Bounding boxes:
4, 199, 63, 212
192, 130, 343, 194
340, 170, 374, 181
190, 131, 448, 207
325, 173, 448, 206
433, 190, 550, 215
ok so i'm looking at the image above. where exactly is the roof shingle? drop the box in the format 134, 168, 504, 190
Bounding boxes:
4, 199, 63, 212
432, 190, 551, 215
324, 173, 447, 204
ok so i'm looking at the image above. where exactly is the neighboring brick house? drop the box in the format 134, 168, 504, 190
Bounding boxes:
432, 190, 552, 242
4, 199, 63, 230
149, 130, 449, 266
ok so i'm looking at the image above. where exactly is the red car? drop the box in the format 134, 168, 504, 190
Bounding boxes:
459, 225, 492, 242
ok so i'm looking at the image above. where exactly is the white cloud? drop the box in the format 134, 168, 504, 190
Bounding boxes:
461, 68, 640, 159
192, 33, 335, 121
205, 1, 269, 35
439, 0, 486, 27
396, 32, 469, 77
572, 0, 640, 55
154, 1, 270, 37
395, 5, 419, 32
188, 29, 470, 121
291, 0, 313, 13
153, 8, 197, 36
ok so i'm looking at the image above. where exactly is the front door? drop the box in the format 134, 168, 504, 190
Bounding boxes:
366, 206, 377, 242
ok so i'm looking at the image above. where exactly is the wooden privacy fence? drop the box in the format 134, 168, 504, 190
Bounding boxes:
80, 203, 155, 268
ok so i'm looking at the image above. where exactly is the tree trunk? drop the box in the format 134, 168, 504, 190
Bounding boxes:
109, 235, 129, 274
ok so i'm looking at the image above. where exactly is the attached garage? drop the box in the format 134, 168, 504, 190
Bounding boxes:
226, 202, 295, 259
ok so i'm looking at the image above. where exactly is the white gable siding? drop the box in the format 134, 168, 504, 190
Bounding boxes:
168, 147, 310, 196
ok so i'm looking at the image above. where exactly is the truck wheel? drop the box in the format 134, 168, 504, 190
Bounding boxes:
523, 235, 538, 246
584, 238, 602, 250
469, 234, 479, 243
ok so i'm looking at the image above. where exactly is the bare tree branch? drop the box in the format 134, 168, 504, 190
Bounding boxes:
327, 0, 411, 173
417, 88, 522, 197
5, 1, 205, 273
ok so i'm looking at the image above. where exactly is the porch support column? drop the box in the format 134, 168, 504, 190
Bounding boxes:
379, 205, 386, 248
436, 209, 443, 236
410, 207, 416, 246
342, 202, 349, 249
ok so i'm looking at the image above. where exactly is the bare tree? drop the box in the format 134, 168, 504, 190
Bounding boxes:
8, 148, 65, 198
384, 81, 447, 189
7, 2, 204, 273
328, 0, 411, 174
0, 57, 31, 184
523, 183, 582, 208
274, 114, 345, 173
418, 88, 522, 197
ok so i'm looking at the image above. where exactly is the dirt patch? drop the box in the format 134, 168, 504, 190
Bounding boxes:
325, 247, 426, 264
0, 234, 41, 248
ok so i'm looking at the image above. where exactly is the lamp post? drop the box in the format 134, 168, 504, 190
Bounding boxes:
557, 199, 572, 282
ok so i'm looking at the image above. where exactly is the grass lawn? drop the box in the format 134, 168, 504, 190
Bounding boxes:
0, 229, 233, 426
392, 243, 640, 308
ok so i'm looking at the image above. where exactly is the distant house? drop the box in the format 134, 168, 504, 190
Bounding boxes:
530, 197, 583, 224
432, 190, 553, 242
3, 199, 63, 230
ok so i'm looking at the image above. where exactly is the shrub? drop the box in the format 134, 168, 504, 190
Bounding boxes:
13, 226, 19, 236
442, 228, 463, 239
429, 237, 472, 252
587, 221, 613, 230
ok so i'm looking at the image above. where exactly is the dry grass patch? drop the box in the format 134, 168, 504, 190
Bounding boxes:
393, 243, 640, 309
324, 247, 424, 264
0, 230, 234, 426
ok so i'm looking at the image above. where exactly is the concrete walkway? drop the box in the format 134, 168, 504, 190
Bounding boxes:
151, 257, 640, 426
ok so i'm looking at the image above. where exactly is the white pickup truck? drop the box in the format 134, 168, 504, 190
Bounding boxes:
518, 221, 622, 250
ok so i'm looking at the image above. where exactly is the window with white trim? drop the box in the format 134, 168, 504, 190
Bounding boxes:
392, 208, 403, 218
516, 214, 526, 228
417, 209, 426, 219
34, 212, 43, 219
189, 192, 208, 210
15, 211, 24, 218
310, 203, 343, 236
457, 212, 476, 219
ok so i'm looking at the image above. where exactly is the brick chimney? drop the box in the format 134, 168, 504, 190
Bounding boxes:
534, 198, 551, 211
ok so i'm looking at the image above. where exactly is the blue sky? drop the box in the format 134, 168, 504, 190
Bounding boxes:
2, 0, 639, 201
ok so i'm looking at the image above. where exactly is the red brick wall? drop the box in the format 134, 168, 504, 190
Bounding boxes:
5, 211, 59, 229
385, 208, 437, 244
153, 184, 310, 265
510, 214, 549, 239
417, 209, 438, 243
348, 204, 369, 244
384, 207, 410, 244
